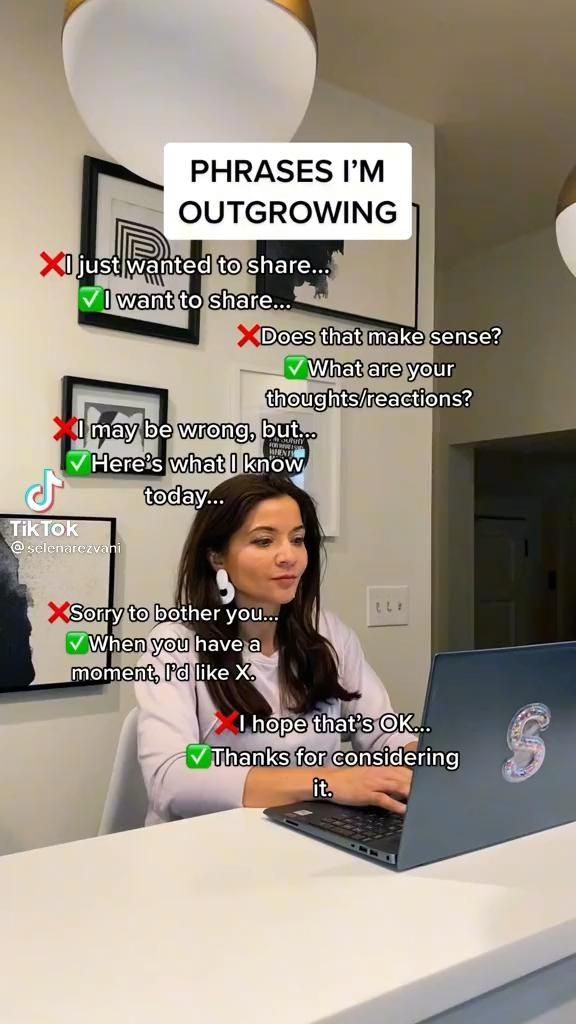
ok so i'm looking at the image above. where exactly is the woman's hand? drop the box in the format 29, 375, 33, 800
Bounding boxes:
325, 766, 412, 814
243, 763, 412, 811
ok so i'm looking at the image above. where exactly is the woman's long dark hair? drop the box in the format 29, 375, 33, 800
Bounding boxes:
175, 473, 360, 718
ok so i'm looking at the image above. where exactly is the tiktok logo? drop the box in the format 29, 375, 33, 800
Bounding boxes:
24, 469, 65, 513
502, 702, 551, 783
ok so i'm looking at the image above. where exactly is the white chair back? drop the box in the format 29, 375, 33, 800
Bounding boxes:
98, 707, 148, 835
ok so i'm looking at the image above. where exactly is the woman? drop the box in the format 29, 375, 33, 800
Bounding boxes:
135, 473, 416, 825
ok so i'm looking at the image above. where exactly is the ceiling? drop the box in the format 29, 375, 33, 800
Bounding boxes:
313, 0, 576, 268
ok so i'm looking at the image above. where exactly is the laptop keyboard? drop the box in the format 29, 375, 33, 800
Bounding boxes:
314, 809, 405, 842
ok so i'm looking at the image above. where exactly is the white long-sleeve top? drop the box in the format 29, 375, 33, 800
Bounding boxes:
134, 609, 414, 825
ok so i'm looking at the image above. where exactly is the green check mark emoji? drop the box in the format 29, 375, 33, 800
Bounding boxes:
78, 286, 105, 312
284, 356, 308, 380
66, 451, 92, 476
65, 632, 89, 654
186, 744, 212, 769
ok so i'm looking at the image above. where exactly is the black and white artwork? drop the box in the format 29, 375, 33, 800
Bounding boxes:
0, 516, 115, 694
256, 204, 420, 329
60, 377, 169, 476
79, 156, 202, 343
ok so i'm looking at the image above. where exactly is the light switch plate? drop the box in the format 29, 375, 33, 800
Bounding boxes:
367, 586, 409, 626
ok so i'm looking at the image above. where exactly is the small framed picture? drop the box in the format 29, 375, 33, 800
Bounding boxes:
0, 515, 116, 694
237, 367, 341, 537
256, 204, 420, 329
60, 376, 169, 476
79, 156, 202, 344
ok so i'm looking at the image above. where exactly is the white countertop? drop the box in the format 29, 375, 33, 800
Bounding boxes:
2, 810, 576, 1024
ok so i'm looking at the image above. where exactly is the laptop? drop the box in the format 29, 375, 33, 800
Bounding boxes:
264, 642, 576, 870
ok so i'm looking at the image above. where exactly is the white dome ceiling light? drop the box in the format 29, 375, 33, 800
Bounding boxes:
556, 166, 576, 278
62, 0, 318, 184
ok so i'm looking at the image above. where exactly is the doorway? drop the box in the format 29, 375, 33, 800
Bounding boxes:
475, 515, 532, 648
473, 439, 576, 648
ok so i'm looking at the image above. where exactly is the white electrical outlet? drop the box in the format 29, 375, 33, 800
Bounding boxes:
366, 586, 409, 627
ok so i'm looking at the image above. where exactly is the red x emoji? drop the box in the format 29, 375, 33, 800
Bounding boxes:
53, 416, 78, 441
40, 251, 66, 277
48, 601, 71, 624
215, 710, 240, 735
237, 323, 260, 348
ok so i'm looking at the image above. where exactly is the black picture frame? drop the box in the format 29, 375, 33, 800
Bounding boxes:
60, 376, 169, 477
255, 203, 421, 330
0, 515, 116, 695
78, 155, 202, 344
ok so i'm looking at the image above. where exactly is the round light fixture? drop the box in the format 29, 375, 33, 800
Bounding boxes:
62, 0, 318, 184
556, 166, 576, 277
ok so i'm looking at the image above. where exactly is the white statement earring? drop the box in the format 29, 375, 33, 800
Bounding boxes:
216, 568, 235, 605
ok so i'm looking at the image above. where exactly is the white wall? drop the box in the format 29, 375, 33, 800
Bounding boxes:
433, 224, 576, 651
436, 226, 576, 444
0, 2, 435, 853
